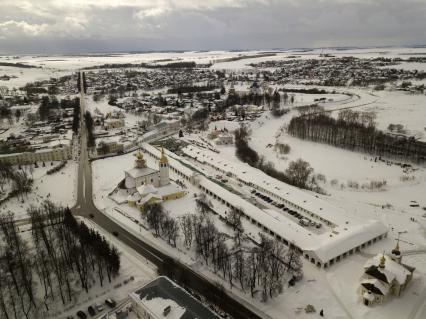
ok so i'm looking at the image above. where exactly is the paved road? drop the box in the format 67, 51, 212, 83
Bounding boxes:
71, 72, 265, 319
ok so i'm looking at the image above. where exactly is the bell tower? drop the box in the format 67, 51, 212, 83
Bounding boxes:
159, 147, 170, 186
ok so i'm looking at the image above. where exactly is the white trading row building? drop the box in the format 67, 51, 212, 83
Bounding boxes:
141, 143, 388, 268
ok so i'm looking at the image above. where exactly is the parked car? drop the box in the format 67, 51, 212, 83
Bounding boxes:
105, 298, 116, 308
77, 311, 87, 319
299, 218, 310, 226
88, 306, 96, 316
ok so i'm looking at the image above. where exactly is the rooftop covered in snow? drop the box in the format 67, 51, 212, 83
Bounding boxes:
130, 276, 219, 319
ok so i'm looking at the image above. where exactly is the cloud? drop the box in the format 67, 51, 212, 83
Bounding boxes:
0, 0, 425, 53
0, 20, 48, 37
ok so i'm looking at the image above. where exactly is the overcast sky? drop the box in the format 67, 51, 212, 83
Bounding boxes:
1, 0, 425, 54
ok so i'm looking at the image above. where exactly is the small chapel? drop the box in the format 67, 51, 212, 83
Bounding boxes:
359, 241, 415, 306
124, 148, 185, 210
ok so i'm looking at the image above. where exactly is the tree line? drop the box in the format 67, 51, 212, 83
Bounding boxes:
0, 201, 120, 319
234, 125, 323, 192
167, 85, 218, 94
140, 195, 303, 302
83, 61, 197, 70
38, 95, 80, 121
288, 110, 426, 163
84, 111, 95, 148
77, 72, 88, 93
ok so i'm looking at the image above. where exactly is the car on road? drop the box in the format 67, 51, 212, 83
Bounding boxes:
77, 311, 87, 319
105, 298, 116, 308
112, 231, 119, 237
88, 306, 96, 316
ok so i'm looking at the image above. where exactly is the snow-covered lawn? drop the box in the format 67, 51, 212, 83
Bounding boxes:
0, 160, 78, 219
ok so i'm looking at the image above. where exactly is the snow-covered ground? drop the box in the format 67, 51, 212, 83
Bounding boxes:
0, 65, 71, 89
91, 145, 426, 319
0, 160, 78, 219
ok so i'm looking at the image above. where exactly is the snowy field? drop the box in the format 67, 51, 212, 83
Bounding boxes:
0, 65, 71, 89
0, 160, 78, 220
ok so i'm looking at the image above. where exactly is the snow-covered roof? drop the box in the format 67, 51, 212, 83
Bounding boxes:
127, 192, 141, 202
130, 276, 219, 319
137, 183, 157, 196
307, 221, 388, 263
126, 167, 157, 179
182, 145, 356, 226
156, 183, 183, 197
142, 143, 387, 264
361, 278, 390, 295
364, 254, 413, 285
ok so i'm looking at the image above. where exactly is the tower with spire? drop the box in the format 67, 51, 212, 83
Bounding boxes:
390, 237, 402, 264
159, 148, 170, 187
379, 252, 386, 269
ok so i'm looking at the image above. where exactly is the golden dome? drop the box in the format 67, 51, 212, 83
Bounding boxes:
135, 150, 144, 160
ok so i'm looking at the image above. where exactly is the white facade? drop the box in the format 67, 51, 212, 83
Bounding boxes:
0, 145, 71, 165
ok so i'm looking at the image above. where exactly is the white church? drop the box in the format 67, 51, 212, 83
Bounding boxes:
124, 148, 185, 210
359, 241, 415, 306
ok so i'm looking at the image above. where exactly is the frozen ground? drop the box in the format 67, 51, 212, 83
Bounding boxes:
0, 160, 78, 219
0, 65, 71, 89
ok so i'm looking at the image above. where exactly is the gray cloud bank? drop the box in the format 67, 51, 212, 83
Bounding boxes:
1, 0, 425, 54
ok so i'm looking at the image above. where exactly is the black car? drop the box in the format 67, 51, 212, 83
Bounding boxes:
105, 298, 116, 308
77, 311, 87, 319
112, 231, 119, 237
88, 306, 96, 316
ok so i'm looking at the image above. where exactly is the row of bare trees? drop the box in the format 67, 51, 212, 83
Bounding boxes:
0, 201, 120, 319
140, 195, 303, 302
288, 110, 426, 163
